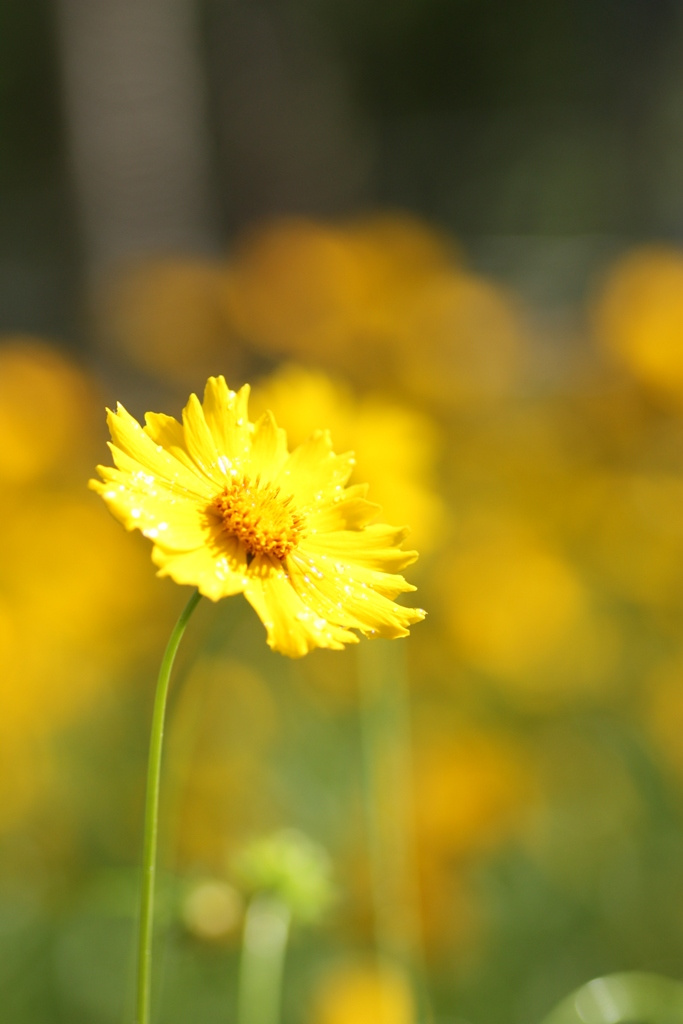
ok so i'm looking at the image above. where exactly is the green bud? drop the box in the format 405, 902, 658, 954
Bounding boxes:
233, 828, 335, 925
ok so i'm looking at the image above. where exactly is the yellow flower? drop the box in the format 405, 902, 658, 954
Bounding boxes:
97, 258, 242, 386
439, 517, 619, 707
222, 215, 453, 373
250, 364, 444, 554
90, 376, 424, 657
593, 245, 683, 404
309, 962, 415, 1024
395, 268, 526, 409
0, 336, 96, 486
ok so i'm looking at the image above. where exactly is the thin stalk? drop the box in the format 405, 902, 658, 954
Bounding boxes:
357, 639, 432, 1023
136, 588, 202, 1024
237, 894, 291, 1024
357, 641, 395, 963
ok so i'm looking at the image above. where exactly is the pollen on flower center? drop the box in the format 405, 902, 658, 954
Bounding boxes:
213, 476, 306, 561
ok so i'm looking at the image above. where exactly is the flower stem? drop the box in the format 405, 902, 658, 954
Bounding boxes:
237, 893, 291, 1024
136, 588, 202, 1024
357, 639, 432, 1023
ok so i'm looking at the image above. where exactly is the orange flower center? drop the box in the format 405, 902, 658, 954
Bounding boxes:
214, 476, 306, 561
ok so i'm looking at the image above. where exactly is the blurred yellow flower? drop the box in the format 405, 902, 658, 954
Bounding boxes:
0, 492, 169, 834
344, 212, 456, 284
594, 245, 683, 403
4, 495, 167, 692
97, 258, 242, 386
309, 962, 415, 1024
440, 519, 618, 705
580, 473, 683, 609
395, 269, 526, 408
221, 214, 478, 394
223, 218, 374, 364
0, 337, 96, 485
223, 215, 453, 370
449, 531, 583, 673
222, 215, 528, 407
251, 365, 443, 553
90, 376, 425, 657
414, 730, 534, 860
411, 728, 535, 950
0, 339, 173, 834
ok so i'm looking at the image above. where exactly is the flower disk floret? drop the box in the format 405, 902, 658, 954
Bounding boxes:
89, 376, 425, 657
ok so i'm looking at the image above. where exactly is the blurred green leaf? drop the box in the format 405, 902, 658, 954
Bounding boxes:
540, 972, 683, 1024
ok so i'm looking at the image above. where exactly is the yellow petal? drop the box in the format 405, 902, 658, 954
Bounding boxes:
104, 443, 214, 503
290, 547, 416, 600
89, 467, 209, 550
304, 524, 418, 572
287, 549, 424, 638
143, 411, 198, 475
106, 404, 211, 498
152, 530, 247, 600
306, 483, 381, 531
243, 557, 358, 656
283, 551, 365, 631
181, 392, 226, 485
276, 430, 355, 506
248, 410, 289, 480
201, 377, 251, 465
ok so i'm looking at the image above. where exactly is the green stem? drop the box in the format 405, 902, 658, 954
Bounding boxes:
357, 639, 432, 1023
236, 894, 291, 1024
136, 588, 202, 1024
357, 641, 395, 964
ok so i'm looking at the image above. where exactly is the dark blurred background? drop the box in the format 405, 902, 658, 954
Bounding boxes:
4, 0, 683, 341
